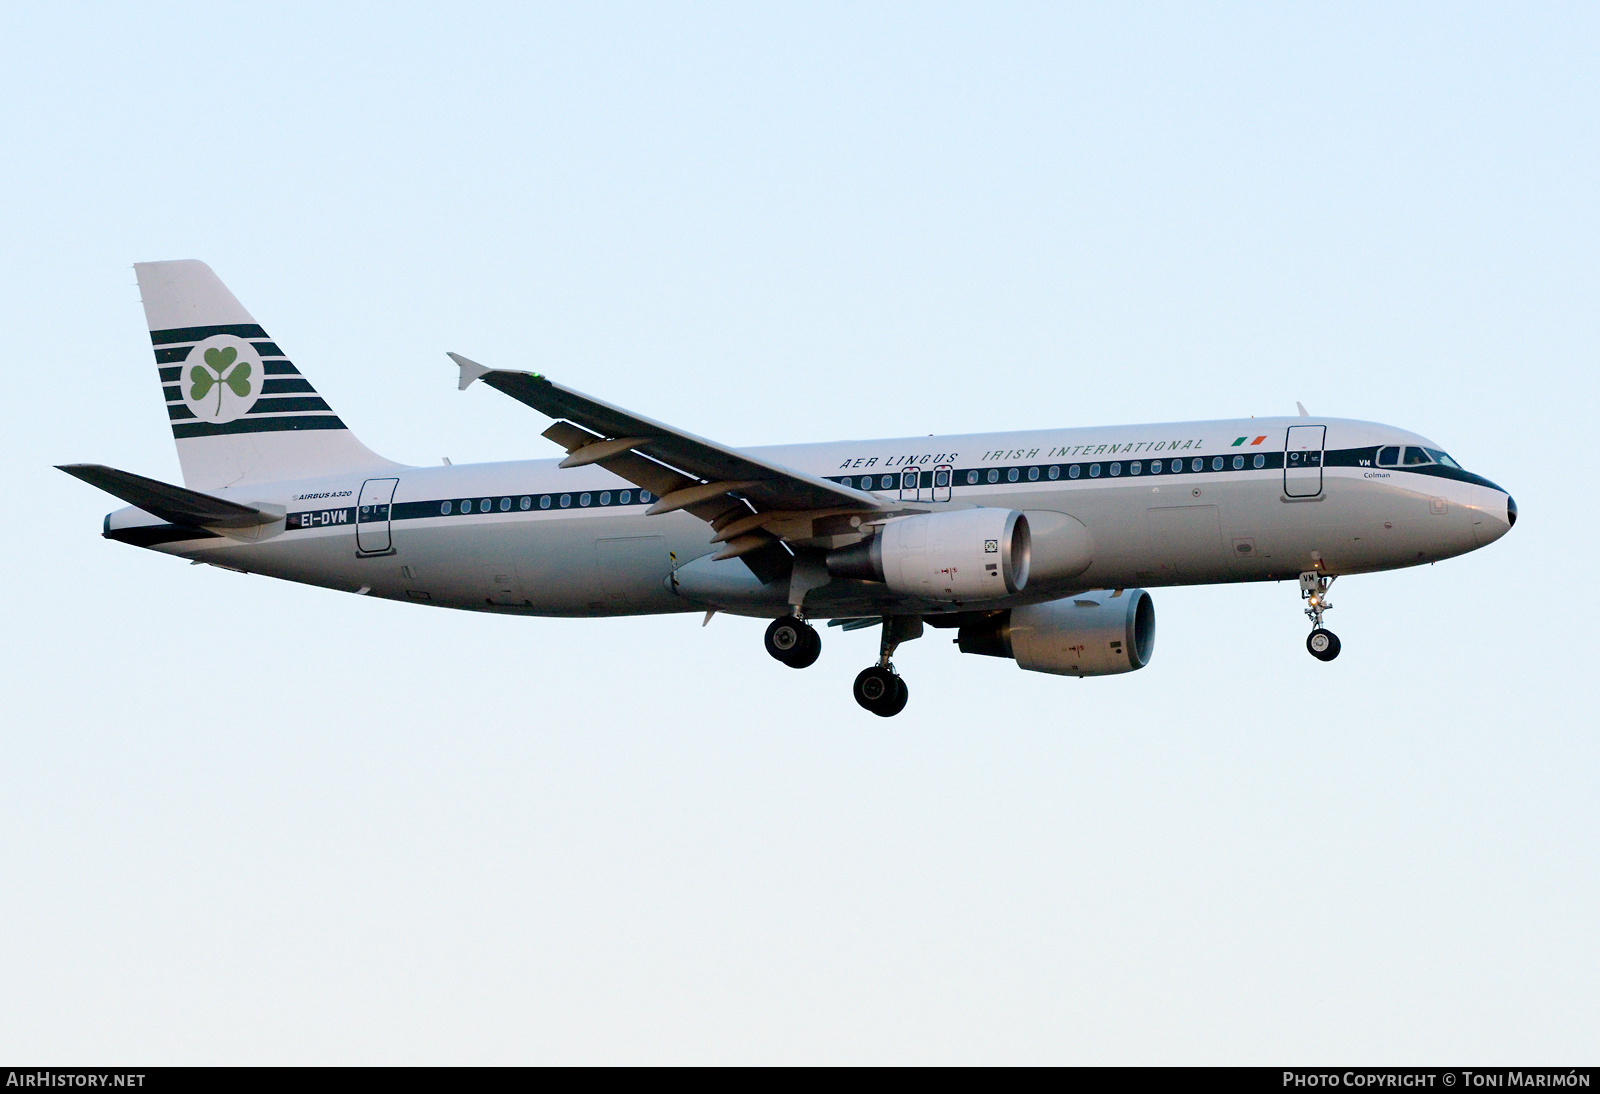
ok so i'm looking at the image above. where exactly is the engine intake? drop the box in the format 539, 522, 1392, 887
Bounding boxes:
827, 509, 1030, 602
957, 589, 1155, 676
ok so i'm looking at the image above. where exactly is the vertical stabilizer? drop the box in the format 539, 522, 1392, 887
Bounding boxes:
135, 260, 400, 489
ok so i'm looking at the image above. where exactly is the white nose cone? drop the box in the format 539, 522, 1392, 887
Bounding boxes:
1474, 494, 1516, 547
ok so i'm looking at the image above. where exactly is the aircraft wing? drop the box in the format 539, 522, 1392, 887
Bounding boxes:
452, 355, 898, 566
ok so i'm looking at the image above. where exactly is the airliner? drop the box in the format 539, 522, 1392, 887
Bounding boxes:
61, 261, 1516, 716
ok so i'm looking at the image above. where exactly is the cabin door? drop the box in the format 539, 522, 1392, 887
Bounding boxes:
1283, 426, 1326, 498
356, 477, 399, 554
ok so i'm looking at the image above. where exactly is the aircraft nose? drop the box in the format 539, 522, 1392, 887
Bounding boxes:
1473, 492, 1516, 547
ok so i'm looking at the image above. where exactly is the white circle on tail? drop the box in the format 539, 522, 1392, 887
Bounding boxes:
180, 335, 264, 424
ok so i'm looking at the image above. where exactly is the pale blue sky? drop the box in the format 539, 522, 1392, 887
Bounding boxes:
1, 3, 1595, 1063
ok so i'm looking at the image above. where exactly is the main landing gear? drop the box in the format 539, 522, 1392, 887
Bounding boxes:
1300, 571, 1341, 662
765, 615, 821, 669
854, 666, 908, 718
853, 615, 921, 717
761, 612, 918, 716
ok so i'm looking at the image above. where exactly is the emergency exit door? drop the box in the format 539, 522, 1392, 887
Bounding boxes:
1284, 426, 1325, 498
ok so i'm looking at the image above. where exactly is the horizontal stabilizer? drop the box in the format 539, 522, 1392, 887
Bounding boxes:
56, 464, 280, 528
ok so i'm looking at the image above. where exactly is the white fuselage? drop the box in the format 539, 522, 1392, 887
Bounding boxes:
105, 415, 1515, 620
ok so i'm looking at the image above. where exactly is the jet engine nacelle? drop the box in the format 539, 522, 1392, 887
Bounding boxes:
827, 508, 1030, 602
956, 589, 1155, 676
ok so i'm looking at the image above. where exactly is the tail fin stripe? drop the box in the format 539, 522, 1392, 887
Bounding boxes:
158, 359, 309, 385
171, 416, 349, 439
247, 397, 332, 414
259, 378, 315, 394
150, 323, 267, 345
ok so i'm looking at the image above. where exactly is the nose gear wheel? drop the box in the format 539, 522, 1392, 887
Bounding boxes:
1307, 628, 1341, 661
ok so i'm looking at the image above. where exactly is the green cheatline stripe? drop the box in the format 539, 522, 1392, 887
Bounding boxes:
150, 323, 268, 346
171, 415, 346, 439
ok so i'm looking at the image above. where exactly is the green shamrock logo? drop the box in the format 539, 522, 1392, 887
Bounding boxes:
190, 346, 253, 417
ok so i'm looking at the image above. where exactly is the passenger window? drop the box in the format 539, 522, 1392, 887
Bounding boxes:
1212, 456, 1224, 471
440, 501, 452, 515
560, 494, 571, 508
1130, 461, 1142, 475
1377, 446, 1399, 467
1069, 465, 1081, 479
987, 469, 999, 484
1089, 464, 1101, 477
935, 470, 950, 487
540, 495, 551, 509
1150, 460, 1162, 474
519, 496, 531, 510
1109, 462, 1121, 476
1253, 454, 1265, 469
839, 476, 852, 488
1403, 447, 1433, 465
499, 497, 511, 511
640, 491, 653, 503
599, 491, 611, 505
1047, 465, 1060, 480
1231, 455, 1243, 469
881, 475, 895, 489
619, 490, 631, 504
1171, 459, 1183, 473
1027, 466, 1039, 481
579, 492, 592, 506
966, 470, 979, 485
1191, 458, 1203, 472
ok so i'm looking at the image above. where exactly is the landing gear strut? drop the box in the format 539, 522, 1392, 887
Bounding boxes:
853, 615, 920, 716
765, 615, 821, 668
1300, 571, 1341, 662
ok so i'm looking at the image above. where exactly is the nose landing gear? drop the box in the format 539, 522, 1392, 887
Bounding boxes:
1300, 571, 1341, 661
765, 614, 821, 668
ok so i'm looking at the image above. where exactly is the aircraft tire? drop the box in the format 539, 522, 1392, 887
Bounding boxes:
854, 666, 906, 717
1307, 628, 1341, 661
882, 675, 909, 717
766, 616, 819, 668
788, 624, 822, 669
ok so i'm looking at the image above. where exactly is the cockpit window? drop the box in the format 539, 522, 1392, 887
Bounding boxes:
1402, 446, 1434, 465
1424, 448, 1461, 469
1377, 446, 1400, 467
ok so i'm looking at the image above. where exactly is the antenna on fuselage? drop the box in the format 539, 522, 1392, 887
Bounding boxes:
1296, 401, 1309, 417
